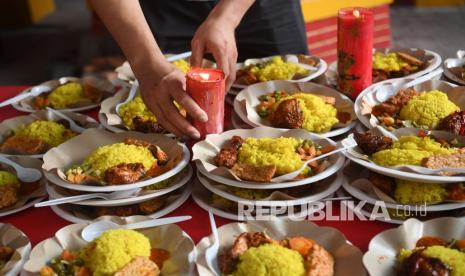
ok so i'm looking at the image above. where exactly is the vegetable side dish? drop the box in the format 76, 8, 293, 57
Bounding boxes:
397, 236, 465, 276
65, 138, 171, 185
218, 232, 334, 276
354, 131, 465, 175
0, 120, 78, 155
214, 136, 335, 182
370, 88, 461, 131
236, 56, 310, 85
39, 229, 170, 276
256, 90, 351, 133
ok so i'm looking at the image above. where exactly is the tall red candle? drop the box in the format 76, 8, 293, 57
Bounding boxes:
186, 67, 225, 138
337, 7, 374, 99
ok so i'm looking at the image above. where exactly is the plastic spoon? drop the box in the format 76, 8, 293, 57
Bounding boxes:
376, 68, 444, 102
115, 51, 193, 114
271, 141, 357, 183
0, 85, 50, 108
204, 210, 221, 276
34, 188, 140, 207
45, 107, 87, 133
81, 216, 192, 242
0, 156, 42, 182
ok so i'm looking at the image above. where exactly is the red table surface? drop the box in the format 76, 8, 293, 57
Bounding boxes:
0, 86, 395, 253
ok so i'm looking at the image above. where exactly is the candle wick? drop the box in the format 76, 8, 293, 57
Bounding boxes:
353, 10, 360, 18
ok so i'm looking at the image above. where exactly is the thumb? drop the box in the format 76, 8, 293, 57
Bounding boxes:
190, 39, 204, 68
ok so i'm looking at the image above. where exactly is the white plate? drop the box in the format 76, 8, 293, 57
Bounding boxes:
193, 127, 345, 188
443, 57, 465, 85
343, 128, 465, 183
191, 178, 323, 221
327, 48, 442, 87
342, 163, 465, 212
11, 77, 123, 113
232, 55, 328, 89
234, 80, 356, 138
50, 184, 191, 223
43, 130, 191, 192
21, 216, 196, 276
46, 166, 193, 207
98, 113, 124, 133
195, 219, 365, 276
230, 111, 253, 130
0, 223, 31, 276
363, 217, 465, 276
197, 168, 342, 206
355, 78, 460, 130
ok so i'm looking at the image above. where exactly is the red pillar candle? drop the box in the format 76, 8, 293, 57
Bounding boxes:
186, 68, 226, 138
337, 7, 374, 99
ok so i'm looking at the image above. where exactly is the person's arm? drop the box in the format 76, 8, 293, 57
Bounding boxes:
191, 0, 255, 88
90, 0, 207, 139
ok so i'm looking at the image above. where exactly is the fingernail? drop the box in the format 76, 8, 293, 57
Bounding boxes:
190, 131, 201, 139
200, 114, 208, 123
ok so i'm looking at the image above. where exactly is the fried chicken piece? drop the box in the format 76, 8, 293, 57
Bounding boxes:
214, 136, 245, 168
139, 197, 165, 214
104, 163, 145, 185
236, 69, 258, 85
399, 251, 450, 276
215, 148, 238, 169
372, 69, 389, 83
422, 150, 465, 175
371, 88, 419, 117
0, 136, 45, 155
439, 111, 465, 136
231, 163, 276, 182
219, 232, 275, 274
114, 256, 160, 276
149, 248, 170, 270
132, 117, 166, 134
0, 184, 18, 209
353, 132, 393, 155
268, 98, 304, 129
368, 172, 396, 197
446, 183, 465, 200
81, 83, 104, 103
305, 243, 334, 276
124, 138, 169, 165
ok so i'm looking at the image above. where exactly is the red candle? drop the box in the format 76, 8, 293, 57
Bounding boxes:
337, 7, 374, 99
186, 67, 226, 138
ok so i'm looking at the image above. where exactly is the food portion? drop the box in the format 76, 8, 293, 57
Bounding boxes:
366, 171, 465, 204
118, 96, 186, 134
33, 82, 106, 110
0, 120, 78, 155
236, 56, 310, 85
219, 232, 334, 276
256, 91, 350, 133
354, 131, 465, 174
40, 229, 170, 276
397, 236, 465, 276
372, 51, 426, 82
0, 169, 40, 210
92, 196, 167, 217
0, 246, 14, 270
214, 136, 335, 182
370, 89, 461, 131
65, 138, 172, 185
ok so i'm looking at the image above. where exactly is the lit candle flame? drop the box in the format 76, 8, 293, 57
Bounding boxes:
199, 73, 210, 80
353, 9, 360, 18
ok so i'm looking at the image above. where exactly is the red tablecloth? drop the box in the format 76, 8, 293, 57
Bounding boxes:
0, 86, 395, 252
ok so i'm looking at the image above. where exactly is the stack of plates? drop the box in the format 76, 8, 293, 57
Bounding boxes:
41, 128, 193, 223
191, 127, 345, 220
339, 161, 465, 225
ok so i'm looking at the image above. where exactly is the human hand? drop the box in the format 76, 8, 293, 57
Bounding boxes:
139, 64, 208, 139
190, 17, 237, 90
